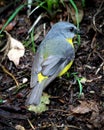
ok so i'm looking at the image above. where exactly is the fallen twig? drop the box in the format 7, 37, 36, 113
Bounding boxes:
0, 64, 19, 87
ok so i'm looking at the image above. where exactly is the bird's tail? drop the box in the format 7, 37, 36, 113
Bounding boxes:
26, 81, 45, 105
26, 73, 58, 105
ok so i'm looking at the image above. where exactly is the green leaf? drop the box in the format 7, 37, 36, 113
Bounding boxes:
28, 93, 50, 113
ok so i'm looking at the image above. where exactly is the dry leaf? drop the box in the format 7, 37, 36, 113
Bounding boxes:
7, 37, 25, 66
15, 125, 25, 130
90, 111, 101, 128
71, 100, 99, 114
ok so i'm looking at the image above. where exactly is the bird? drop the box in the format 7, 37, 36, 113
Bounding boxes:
26, 21, 81, 105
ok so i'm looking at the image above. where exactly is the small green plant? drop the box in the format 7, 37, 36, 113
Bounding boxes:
30, 29, 36, 53
23, 31, 35, 53
0, 4, 25, 34
44, 0, 59, 11
34, 0, 64, 18
69, 0, 80, 45
81, 0, 86, 7
66, 72, 83, 96
72, 72, 83, 96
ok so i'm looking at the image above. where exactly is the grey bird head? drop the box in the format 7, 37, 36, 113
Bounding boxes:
45, 21, 80, 40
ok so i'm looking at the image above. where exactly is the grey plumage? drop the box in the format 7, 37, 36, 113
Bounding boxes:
26, 21, 79, 105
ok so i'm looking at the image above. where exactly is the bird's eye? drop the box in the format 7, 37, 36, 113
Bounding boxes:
69, 27, 74, 32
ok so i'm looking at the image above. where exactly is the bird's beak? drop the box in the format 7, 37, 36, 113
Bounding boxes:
74, 29, 84, 35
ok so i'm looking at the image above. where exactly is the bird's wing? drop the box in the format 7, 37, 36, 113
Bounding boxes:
41, 55, 67, 76
30, 38, 75, 88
